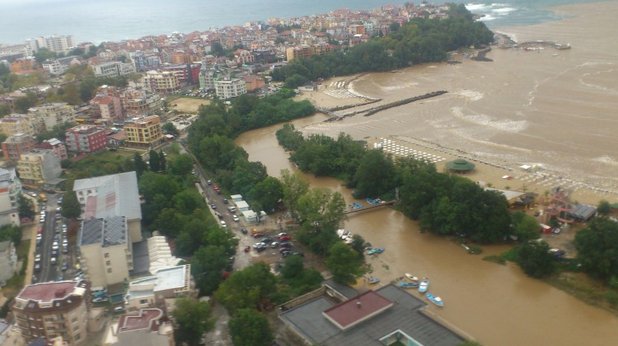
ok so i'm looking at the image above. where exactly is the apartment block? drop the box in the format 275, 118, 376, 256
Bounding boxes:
124, 115, 163, 148
93, 61, 136, 78
0, 168, 22, 227
2, 133, 35, 161
12, 280, 90, 345
37, 138, 68, 161
120, 89, 163, 116
28, 103, 75, 132
73, 171, 142, 243
285, 43, 332, 61
78, 216, 132, 288
16, 149, 62, 186
65, 125, 107, 153
0, 114, 35, 137
28, 35, 75, 53
214, 78, 247, 99
142, 71, 180, 94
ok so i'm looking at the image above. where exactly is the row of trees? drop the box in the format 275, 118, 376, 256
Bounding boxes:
272, 4, 494, 88
187, 90, 314, 213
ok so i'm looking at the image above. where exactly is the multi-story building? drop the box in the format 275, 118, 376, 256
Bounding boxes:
28, 35, 75, 54
244, 75, 266, 92
120, 88, 162, 117
0, 168, 21, 227
65, 125, 107, 153
73, 171, 142, 244
1, 133, 35, 162
0, 114, 35, 137
130, 51, 161, 72
78, 216, 132, 288
9, 57, 37, 74
285, 43, 332, 61
12, 280, 90, 345
103, 308, 174, 346
124, 265, 194, 311
16, 149, 62, 186
198, 66, 217, 91
93, 61, 136, 78
28, 103, 75, 132
0, 240, 18, 286
38, 138, 68, 161
90, 85, 124, 121
42, 55, 82, 75
124, 115, 163, 148
214, 78, 247, 99
142, 71, 180, 94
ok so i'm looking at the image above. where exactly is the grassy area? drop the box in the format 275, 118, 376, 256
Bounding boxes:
64, 150, 136, 181
545, 273, 618, 317
482, 255, 506, 265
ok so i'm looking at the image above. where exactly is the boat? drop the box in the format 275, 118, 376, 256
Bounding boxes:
426, 293, 444, 307
367, 276, 380, 285
397, 281, 418, 288
366, 247, 385, 255
418, 279, 429, 293
404, 273, 419, 282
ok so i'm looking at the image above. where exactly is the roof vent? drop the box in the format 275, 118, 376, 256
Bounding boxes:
356, 301, 362, 309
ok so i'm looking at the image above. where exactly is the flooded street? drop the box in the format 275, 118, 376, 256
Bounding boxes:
236, 118, 618, 345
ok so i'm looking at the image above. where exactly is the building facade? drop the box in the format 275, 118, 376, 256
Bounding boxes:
103, 308, 174, 346
38, 138, 68, 161
214, 78, 247, 99
2, 133, 35, 162
0, 114, 35, 137
78, 217, 132, 288
120, 89, 163, 117
28, 35, 74, 53
65, 125, 107, 153
124, 265, 194, 311
142, 71, 180, 94
28, 103, 75, 132
123, 115, 163, 148
0, 168, 22, 227
16, 149, 62, 186
93, 61, 136, 78
12, 280, 90, 345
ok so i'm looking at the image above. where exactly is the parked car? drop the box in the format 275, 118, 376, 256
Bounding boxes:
220, 220, 227, 228
232, 215, 239, 222
240, 228, 248, 235
279, 235, 291, 241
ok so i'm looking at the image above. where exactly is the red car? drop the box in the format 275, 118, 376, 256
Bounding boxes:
279, 235, 291, 241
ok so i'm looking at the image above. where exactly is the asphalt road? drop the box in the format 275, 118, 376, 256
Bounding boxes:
34, 194, 70, 283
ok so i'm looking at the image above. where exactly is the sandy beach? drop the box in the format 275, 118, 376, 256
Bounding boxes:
295, 1, 618, 205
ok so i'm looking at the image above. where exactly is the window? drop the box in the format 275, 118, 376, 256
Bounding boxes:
106, 260, 111, 266
107, 268, 112, 273
139, 299, 148, 304
104, 253, 109, 258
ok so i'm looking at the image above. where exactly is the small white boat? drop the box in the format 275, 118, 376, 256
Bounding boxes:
367, 276, 380, 285
426, 293, 444, 307
418, 279, 429, 293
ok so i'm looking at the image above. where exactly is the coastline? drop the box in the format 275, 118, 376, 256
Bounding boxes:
296, 0, 618, 206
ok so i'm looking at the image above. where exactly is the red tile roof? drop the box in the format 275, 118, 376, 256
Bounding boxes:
118, 308, 163, 332
323, 290, 393, 330
18, 281, 79, 302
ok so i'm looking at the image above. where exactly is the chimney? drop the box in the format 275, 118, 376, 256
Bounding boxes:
356, 301, 362, 308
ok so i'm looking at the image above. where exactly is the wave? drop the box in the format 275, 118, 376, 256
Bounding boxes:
451, 107, 528, 133
466, 2, 519, 20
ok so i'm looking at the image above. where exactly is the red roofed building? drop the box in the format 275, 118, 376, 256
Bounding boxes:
323, 290, 394, 330
12, 281, 90, 345
65, 125, 108, 153
103, 308, 174, 346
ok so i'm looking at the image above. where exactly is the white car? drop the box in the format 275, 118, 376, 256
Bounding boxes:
232, 215, 240, 222
220, 220, 227, 228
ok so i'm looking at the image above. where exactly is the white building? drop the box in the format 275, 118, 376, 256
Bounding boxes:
73, 171, 142, 243
147, 236, 181, 274
27, 35, 74, 54
28, 102, 75, 132
0, 241, 18, 286
124, 265, 194, 311
93, 61, 136, 78
0, 168, 22, 226
42, 55, 81, 75
214, 78, 247, 99
78, 216, 132, 288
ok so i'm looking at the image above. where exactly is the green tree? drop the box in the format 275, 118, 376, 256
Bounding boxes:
17, 194, 35, 220
229, 309, 274, 346
0, 224, 21, 246
162, 122, 179, 137
14, 93, 38, 113
326, 242, 365, 284
296, 188, 346, 233
133, 153, 148, 178
34, 48, 56, 63
248, 176, 283, 213
172, 297, 215, 346
511, 211, 540, 242
574, 218, 618, 282
168, 154, 194, 176
353, 149, 397, 198
597, 200, 611, 216
61, 192, 82, 219
191, 245, 230, 294
148, 150, 161, 172
159, 150, 167, 172
280, 169, 309, 220
0, 104, 10, 117
516, 241, 556, 278
215, 263, 277, 313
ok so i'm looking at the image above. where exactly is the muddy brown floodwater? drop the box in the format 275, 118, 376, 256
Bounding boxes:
236, 116, 618, 346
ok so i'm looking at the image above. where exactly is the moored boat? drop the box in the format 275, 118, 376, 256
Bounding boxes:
367, 276, 380, 285
404, 273, 419, 282
426, 293, 444, 307
397, 281, 418, 288
418, 278, 429, 293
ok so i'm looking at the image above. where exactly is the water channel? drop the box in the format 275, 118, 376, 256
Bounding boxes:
235, 114, 618, 346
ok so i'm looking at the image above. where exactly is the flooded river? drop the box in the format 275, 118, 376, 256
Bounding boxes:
236, 118, 618, 346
